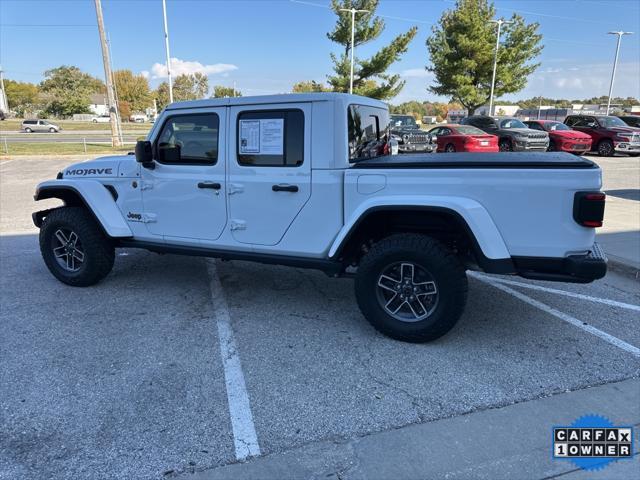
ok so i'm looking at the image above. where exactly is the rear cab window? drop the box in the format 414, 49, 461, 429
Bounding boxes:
237, 110, 304, 167
348, 104, 390, 161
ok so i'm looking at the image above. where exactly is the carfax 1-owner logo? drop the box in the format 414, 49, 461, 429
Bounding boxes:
553, 415, 634, 471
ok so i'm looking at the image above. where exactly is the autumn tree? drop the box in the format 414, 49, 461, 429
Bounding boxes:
292, 80, 330, 93
154, 82, 171, 112
327, 0, 417, 100
39, 65, 104, 117
173, 73, 209, 101
426, 0, 542, 114
212, 85, 242, 98
114, 70, 151, 116
3, 79, 41, 116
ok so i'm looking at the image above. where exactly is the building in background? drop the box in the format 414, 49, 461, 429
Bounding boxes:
88, 94, 108, 116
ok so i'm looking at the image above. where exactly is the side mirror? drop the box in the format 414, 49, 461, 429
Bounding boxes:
135, 140, 154, 169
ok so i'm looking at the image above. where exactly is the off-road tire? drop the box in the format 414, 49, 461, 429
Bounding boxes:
39, 207, 114, 286
547, 140, 556, 152
598, 139, 614, 157
355, 234, 468, 343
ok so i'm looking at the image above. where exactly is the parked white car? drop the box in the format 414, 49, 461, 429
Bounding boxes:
92, 115, 111, 123
130, 114, 147, 123
33, 93, 607, 342
22, 119, 60, 133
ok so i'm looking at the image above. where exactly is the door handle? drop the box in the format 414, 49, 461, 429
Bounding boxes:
272, 184, 299, 193
198, 182, 221, 190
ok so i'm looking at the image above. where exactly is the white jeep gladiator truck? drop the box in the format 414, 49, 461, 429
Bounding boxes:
34, 93, 607, 342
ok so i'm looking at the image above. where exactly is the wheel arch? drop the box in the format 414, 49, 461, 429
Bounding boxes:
329, 200, 514, 274
34, 180, 132, 238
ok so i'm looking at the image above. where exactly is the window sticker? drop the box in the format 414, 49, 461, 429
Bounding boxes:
239, 118, 284, 155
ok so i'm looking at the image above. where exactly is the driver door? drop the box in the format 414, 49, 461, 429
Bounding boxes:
141, 108, 227, 242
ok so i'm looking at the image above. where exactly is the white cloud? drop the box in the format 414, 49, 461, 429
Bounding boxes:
399, 68, 432, 78
140, 70, 150, 79
150, 58, 238, 79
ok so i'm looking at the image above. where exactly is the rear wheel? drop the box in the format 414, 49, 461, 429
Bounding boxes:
39, 207, 114, 286
444, 143, 456, 153
499, 138, 512, 152
24, 127, 32, 133
598, 139, 614, 157
355, 234, 468, 343
49, 127, 56, 133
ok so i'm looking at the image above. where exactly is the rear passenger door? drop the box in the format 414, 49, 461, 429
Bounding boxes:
227, 104, 311, 246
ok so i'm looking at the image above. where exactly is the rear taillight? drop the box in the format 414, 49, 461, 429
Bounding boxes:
573, 191, 605, 228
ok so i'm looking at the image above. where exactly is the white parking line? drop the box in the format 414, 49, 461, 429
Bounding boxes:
0, 160, 12, 166
206, 259, 261, 461
473, 274, 640, 358
469, 272, 640, 312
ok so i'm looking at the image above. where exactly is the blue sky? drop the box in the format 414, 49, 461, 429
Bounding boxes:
1, 0, 639, 104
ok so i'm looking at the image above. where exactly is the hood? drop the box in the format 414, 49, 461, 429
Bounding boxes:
552, 130, 591, 139
607, 126, 640, 135
62, 154, 133, 179
501, 128, 547, 136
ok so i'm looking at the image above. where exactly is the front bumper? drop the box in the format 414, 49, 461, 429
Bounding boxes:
513, 141, 549, 152
560, 142, 591, 153
398, 143, 436, 153
512, 243, 607, 283
614, 142, 640, 153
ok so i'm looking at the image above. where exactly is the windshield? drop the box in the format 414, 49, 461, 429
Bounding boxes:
597, 116, 628, 128
499, 118, 527, 129
544, 122, 570, 131
391, 115, 417, 128
455, 125, 486, 135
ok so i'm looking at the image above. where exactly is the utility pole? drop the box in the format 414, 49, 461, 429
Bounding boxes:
162, 0, 174, 103
0, 66, 8, 114
94, 0, 122, 147
488, 19, 512, 116
339, 7, 369, 94
606, 31, 633, 115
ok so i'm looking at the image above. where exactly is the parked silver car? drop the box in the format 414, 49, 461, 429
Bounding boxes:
22, 119, 60, 133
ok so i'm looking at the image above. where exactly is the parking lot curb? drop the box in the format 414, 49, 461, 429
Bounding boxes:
606, 255, 640, 280
183, 378, 640, 480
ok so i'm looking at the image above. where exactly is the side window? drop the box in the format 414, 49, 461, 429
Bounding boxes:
237, 110, 304, 167
440, 127, 452, 136
155, 113, 219, 165
528, 123, 544, 131
430, 127, 441, 136
348, 104, 390, 161
565, 117, 577, 127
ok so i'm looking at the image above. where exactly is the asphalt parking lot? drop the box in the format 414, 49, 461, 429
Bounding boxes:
1, 155, 639, 479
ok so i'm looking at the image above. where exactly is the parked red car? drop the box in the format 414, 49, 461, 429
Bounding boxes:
523, 120, 592, 155
428, 124, 498, 152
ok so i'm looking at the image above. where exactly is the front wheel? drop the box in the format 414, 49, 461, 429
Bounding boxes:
547, 140, 556, 152
444, 143, 456, 153
24, 127, 32, 133
49, 127, 56, 133
355, 234, 468, 343
598, 139, 614, 157
39, 207, 115, 286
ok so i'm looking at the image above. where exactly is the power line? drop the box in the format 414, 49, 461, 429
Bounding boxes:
289, 0, 432, 25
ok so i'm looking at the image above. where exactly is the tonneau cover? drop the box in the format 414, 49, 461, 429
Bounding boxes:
352, 152, 597, 169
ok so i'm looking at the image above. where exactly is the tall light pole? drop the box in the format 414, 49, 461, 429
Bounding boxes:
162, 0, 174, 104
606, 31, 633, 115
94, 0, 122, 147
488, 19, 512, 116
339, 7, 369, 94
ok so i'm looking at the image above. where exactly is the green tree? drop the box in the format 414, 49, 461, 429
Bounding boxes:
327, 0, 417, 100
113, 70, 151, 116
292, 80, 330, 93
154, 82, 171, 112
426, 0, 542, 114
4, 79, 39, 112
39, 65, 104, 117
173, 73, 209, 101
212, 85, 242, 98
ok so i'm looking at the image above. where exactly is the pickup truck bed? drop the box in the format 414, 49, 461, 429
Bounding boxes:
353, 152, 597, 169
